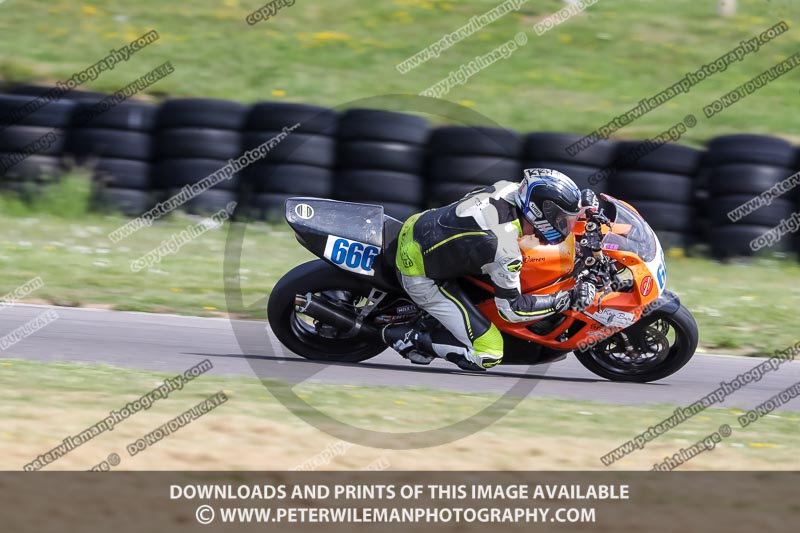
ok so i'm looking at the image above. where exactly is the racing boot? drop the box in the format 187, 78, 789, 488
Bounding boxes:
394, 326, 499, 371
381, 324, 435, 365
382, 324, 501, 371
422, 328, 502, 371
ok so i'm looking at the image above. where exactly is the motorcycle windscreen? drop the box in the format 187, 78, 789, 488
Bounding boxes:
599, 195, 658, 262
285, 197, 385, 247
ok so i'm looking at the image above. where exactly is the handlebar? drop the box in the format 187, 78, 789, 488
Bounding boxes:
573, 208, 627, 305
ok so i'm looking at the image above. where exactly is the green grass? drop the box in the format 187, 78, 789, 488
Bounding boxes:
0, 200, 798, 353
0, 208, 314, 316
0, 0, 798, 143
1, 358, 798, 469
0, 171, 93, 218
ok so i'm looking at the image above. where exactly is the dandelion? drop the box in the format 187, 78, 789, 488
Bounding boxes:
311, 32, 350, 43
392, 11, 414, 24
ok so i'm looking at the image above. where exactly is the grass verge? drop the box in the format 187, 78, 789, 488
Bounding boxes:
0, 358, 797, 470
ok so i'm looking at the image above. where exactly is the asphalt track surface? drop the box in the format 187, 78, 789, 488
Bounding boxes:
3, 304, 800, 411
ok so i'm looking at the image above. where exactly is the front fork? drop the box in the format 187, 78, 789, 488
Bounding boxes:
614, 290, 681, 357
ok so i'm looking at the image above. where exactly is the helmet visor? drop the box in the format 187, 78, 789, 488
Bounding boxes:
542, 199, 580, 238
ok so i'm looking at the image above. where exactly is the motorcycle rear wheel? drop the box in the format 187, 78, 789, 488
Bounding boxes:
574, 304, 698, 383
267, 260, 388, 362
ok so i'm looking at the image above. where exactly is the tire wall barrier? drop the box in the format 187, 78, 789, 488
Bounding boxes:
1, 84, 798, 259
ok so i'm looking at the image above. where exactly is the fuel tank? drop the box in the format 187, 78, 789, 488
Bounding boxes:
518, 233, 576, 293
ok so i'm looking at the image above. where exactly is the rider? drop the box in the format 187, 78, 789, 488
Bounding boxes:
381, 168, 598, 371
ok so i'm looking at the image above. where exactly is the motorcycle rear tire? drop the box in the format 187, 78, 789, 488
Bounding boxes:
268, 260, 388, 362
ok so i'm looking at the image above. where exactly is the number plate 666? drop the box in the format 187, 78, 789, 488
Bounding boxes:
324, 236, 380, 276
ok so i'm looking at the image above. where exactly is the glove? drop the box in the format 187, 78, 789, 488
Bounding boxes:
568, 281, 597, 311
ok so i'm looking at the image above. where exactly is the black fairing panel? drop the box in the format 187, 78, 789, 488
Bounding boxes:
285, 197, 403, 292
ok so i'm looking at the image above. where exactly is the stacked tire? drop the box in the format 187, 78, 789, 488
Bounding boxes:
69, 100, 158, 215
427, 126, 521, 207
153, 99, 247, 215
0, 95, 72, 197
795, 147, 800, 259
608, 141, 703, 250
242, 102, 338, 220
521, 133, 618, 195
704, 135, 796, 258
334, 109, 429, 221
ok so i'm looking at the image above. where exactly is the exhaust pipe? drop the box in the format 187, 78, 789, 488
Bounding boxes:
294, 294, 379, 337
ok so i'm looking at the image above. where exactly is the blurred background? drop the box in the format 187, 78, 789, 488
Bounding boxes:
0, 0, 799, 471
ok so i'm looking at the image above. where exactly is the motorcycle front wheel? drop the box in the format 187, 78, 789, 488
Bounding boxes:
574, 304, 699, 383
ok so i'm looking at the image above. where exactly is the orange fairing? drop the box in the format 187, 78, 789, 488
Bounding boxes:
517, 233, 576, 292
470, 224, 661, 351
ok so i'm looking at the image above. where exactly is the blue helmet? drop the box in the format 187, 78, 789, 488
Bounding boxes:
515, 168, 581, 245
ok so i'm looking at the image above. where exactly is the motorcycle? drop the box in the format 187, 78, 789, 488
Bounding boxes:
267, 193, 698, 382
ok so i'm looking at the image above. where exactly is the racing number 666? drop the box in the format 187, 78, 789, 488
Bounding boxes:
330, 238, 379, 272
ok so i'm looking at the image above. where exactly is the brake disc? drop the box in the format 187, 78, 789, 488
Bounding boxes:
638, 324, 670, 362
